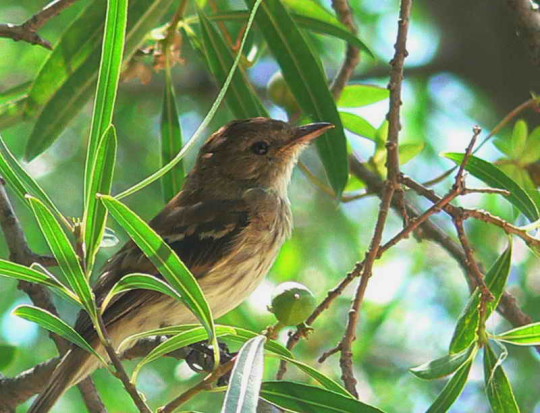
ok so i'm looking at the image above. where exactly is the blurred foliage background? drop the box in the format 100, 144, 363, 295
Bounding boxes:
0, 0, 539, 412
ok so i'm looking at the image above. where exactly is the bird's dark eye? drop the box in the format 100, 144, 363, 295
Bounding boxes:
251, 141, 269, 155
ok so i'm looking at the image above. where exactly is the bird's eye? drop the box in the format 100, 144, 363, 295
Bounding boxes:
251, 141, 269, 155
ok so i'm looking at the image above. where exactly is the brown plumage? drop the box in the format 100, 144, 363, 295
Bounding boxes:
29, 117, 333, 412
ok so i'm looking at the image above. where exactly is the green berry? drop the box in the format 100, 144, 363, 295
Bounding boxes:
269, 282, 316, 326
267, 72, 300, 113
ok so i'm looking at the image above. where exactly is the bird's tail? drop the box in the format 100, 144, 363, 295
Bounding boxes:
28, 346, 99, 413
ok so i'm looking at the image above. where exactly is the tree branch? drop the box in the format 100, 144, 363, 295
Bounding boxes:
0, 0, 80, 50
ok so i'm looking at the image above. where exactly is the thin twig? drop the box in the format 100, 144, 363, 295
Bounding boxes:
0, 0, 80, 49
159, 358, 236, 413
95, 314, 152, 413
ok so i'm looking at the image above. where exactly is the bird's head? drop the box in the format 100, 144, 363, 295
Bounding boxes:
192, 117, 333, 195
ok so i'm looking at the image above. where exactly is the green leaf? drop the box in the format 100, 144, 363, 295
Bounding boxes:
222, 328, 292, 358
337, 85, 389, 108
198, 10, 268, 119
426, 359, 472, 413
115, 0, 264, 200
27, 196, 95, 316
450, 245, 512, 353
0, 344, 17, 370
494, 322, 540, 346
83, 0, 127, 186
201, 10, 372, 55
444, 153, 539, 222
510, 120, 528, 159
483, 345, 520, 413
0, 82, 30, 106
132, 326, 235, 381
260, 381, 384, 413
160, 68, 185, 203
14, 305, 105, 363
410, 346, 475, 380
340, 112, 376, 141
245, 0, 349, 195
271, 354, 352, 397
101, 273, 183, 311
83, 126, 118, 271
99, 195, 216, 352
520, 126, 540, 164
25, 0, 177, 159
399, 142, 425, 165
0, 134, 67, 226
221, 335, 266, 413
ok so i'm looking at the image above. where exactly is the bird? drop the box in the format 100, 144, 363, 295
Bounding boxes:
29, 117, 334, 412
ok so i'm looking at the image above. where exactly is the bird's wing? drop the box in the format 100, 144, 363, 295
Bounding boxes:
75, 199, 250, 335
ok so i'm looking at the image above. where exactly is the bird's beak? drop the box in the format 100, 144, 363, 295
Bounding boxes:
286, 122, 335, 149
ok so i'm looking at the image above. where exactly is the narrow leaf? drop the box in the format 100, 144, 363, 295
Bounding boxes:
132, 326, 235, 381
83, 126, 118, 271
99, 196, 216, 350
27, 196, 95, 316
0, 134, 66, 226
410, 346, 475, 380
198, 10, 268, 119
483, 345, 520, 413
450, 245, 512, 353
14, 305, 104, 363
494, 322, 540, 346
221, 335, 266, 413
101, 273, 183, 311
260, 381, 384, 413
160, 68, 185, 203
444, 153, 539, 222
25, 0, 177, 159
271, 354, 352, 397
83, 0, 127, 189
245, 0, 349, 195
426, 359, 473, 413
202, 11, 372, 55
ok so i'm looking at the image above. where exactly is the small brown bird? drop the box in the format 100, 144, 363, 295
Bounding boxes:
30, 117, 333, 411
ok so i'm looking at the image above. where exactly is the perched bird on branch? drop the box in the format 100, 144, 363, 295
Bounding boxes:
30, 117, 333, 412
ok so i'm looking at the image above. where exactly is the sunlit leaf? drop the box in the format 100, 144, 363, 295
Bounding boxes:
14, 305, 104, 363
444, 153, 539, 222
132, 326, 235, 381
399, 142, 425, 165
101, 273, 183, 312
483, 345, 520, 413
426, 359, 472, 413
450, 245, 512, 353
25, 0, 177, 159
340, 111, 376, 141
494, 322, 540, 346
338, 85, 389, 108
260, 381, 384, 413
27, 196, 95, 316
245, 0, 349, 195
0, 134, 66, 226
410, 346, 475, 380
221, 335, 266, 413
160, 67, 185, 203
83, 126, 117, 271
520, 126, 540, 164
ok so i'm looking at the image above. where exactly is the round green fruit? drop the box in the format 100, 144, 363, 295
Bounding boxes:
267, 72, 300, 112
269, 282, 316, 326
